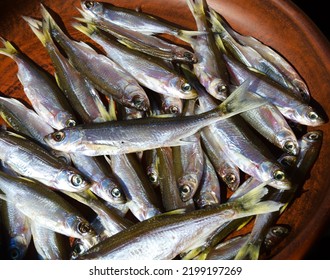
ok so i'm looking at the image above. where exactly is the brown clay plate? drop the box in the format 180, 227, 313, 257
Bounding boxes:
0, 0, 329, 260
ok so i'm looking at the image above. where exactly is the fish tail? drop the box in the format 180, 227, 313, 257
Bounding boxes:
0, 37, 18, 59
75, 7, 94, 23
186, 0, 206, 17
216, 80, 267, 118
234, 241, 261, 260
232, 181, 284, 217
23, 16, 47, 47
72, 22, 97, 38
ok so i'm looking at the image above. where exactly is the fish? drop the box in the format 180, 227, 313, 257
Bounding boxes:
79, 0, 202, 37
69, 153, 126, 205
43, 80, 267, 156
211, 9, 310, 101
76, 183, 283, 259
184, 0, 230, 101
240, 103, 299, 155
62, 190, 133, 236
194, 152, 221, 208
109, 153, 162, 221
24, 16, 110, 124
1, 200, 32, 260
0, 37, 77, 130
157, 147, 195, 211
40, 5, 150, 112
223, 54, 325, 126
172, 99, 205, 202
235, 131, 323, 259
76, 8, 197, 63
0, 129, 93, 192
73, 23, 198, 100
30, 221, 71, 260
0, 170, 95, 239
182, 65, 291, 190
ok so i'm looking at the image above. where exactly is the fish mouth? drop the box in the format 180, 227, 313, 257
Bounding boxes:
131, 95, 150, 111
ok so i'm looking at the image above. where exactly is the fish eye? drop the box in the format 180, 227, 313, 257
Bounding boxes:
271, 226, 289, 237
111, 187, 122, 198
9, 247, 21, 260
284, 141, 297, 154
180, 185, 191, 198
307, 132, 319, 141
71, 174, 84, 186
225, 173, 237, 184
52, 131, 65, 142
217, 84, 228, 94
72, 243, 85, 257
273, 170, 285, 181
66, 119, 76, 127
148, 172, 158, 183
308, 111, 319, 120
181, 82, 192, 92
84, 1, 95, 9
169, 106, 179, 114
132, 95, 145, 110
77, 221, 92, 235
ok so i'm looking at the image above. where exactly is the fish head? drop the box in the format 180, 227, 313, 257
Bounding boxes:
97, 178, 127, 204
64, 214, 96, 239
277, 131, 300, 156
55, 167, 92, 192
124, 90, 150, 112
169, 76, 198, 99
260, 162, 291, 190
44, 127, 84, 153
80, 1, 104, 18
7, 236, 29, 260
174, 49, 197, 64
178, 174, 198, 202
208, 78, 228, 101
54, 111, 77, 130
285, 104, 325, 126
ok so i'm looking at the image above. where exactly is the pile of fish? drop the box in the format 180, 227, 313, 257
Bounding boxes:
0, 0, 326, 260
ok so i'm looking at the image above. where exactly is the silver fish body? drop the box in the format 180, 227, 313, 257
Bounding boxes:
0, 171, 95, 239
0, 38, 77, 130
44, 82, 266, 156
0, 130, 92, 192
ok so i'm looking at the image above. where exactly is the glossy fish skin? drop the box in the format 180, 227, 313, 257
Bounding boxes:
41, 7, 150, 112
30, 221, 70, 260
76, 184, 283, 260
80, 0, 193, 36
0, 38, 77, 130
194, 152, 221, 209
157, 147, 195, 211
1, 201, 32, 260
0, 96, 54, 146
0, 130, 92, 192
223, 54, 325, 126
183, 67, 290, 190
142, 149, 160, 187
172, 100, 205, 202
235, 131, 323, 260
109, 153, 162, 221
25, 16, 110, 124
0, 171, 95, 239
185, 0, 230, 101
77, 9, 196, 64
74, 24, 198, 100
63, 190, 133, 236
44, 81, 267, 156
213, 11, 310, 101
240, 103, 299, 155
200, 128, 240, 191
70, 154, 126, 205
209, 10, 297, 94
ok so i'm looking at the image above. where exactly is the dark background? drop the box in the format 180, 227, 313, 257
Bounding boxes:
290, 1, 329, 259
291, 0, 329, 39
